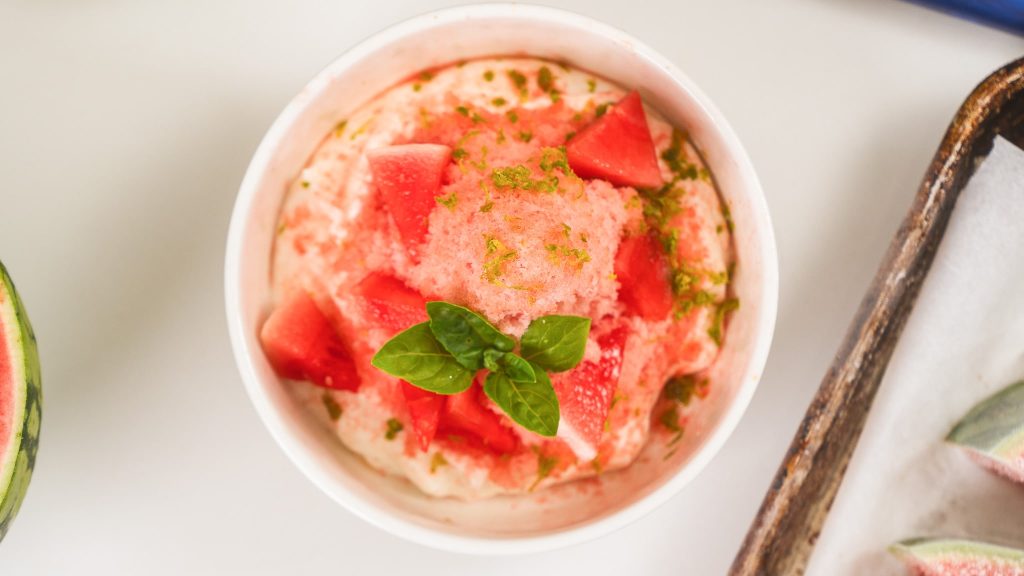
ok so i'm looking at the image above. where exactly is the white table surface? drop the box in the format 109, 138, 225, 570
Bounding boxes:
0, 1, 1021, 574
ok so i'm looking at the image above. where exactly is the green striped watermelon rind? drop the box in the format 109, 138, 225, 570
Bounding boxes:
890, 538, 1024, 573
947, 381, 1024, 481
0, 262, 41, 542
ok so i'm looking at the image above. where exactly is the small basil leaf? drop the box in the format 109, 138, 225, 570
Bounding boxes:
371, 322, 473, 394
520, 315, 591, 372
483, 348, 504, 373
483, 369, 559, 437
426, 301, 516, 370
497, 352, 536, 383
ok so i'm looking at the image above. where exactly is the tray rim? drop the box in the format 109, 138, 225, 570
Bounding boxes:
728, 56, 1024, 575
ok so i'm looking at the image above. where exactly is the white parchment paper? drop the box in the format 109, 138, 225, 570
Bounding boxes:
806, 136, 1024, 574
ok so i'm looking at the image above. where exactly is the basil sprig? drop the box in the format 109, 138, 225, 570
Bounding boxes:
520, 315, 591, 372
371, 322, 474, 394
425, 302, 515, 370
483, 368, 558, 437
371, 301, 591, 436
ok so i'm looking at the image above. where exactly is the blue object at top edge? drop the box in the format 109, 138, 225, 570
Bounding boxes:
907, 0, 1024, 34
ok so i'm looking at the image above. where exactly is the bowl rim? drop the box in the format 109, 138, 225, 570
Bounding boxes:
225, 2, 778, 555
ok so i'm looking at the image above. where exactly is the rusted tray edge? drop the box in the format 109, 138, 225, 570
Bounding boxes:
729, 56, 1024, 576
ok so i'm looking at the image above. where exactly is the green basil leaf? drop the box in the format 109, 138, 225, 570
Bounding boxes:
497, 352, 536, 383
483, 348, 504, 373
426, 301, 515, 370
519, 315, 591, 372
483, 369, 559, 437
371, 322, 473, 394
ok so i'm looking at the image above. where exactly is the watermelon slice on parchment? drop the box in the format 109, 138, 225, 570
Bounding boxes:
947, 380, 1024, 485
890, 538, 1024, 576
0, 261, 42, 543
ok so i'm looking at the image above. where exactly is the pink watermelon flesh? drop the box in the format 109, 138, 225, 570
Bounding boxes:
401, 382, 443, 453
566, 91, 662, 189
260, 292, 360, 391
0, 311, 10, 467
367, 143, 452, 252
553, 326, 628, 460
353, 272, 428, 335
966, 448, 1024, 485
892, 539, 1024, 576
438, 382, 520, 455
614, 232, 675, 321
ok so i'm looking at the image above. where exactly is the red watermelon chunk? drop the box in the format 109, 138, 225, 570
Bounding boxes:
566, 91, 662, 189
401, 382, 444, 452
438, 383, 519, 455
367, 143, 452, 249
260, 292, 360, 391
553, 326, 628, 460
615, 232, 674, 320
353, 272, 428, 334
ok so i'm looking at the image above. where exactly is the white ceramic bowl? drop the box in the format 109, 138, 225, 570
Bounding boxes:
225, 4, 777, 555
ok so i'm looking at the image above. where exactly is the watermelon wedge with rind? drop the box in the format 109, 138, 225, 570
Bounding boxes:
947, 381, 1024, 484
0, 261, 42, 542
890, 538, 1024, 576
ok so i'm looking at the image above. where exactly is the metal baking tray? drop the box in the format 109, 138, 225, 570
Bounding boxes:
728, 56, 1024, 575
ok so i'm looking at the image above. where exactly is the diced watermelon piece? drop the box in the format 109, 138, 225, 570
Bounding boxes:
615, 232, 674, 320
353, 272, 428, 334
566, 91, 662, 189
260, 292, 359, 391
367, 143, 452, 249
401, 382, 444, 452
553, 326, 628, 460
438, 383, 519, 455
